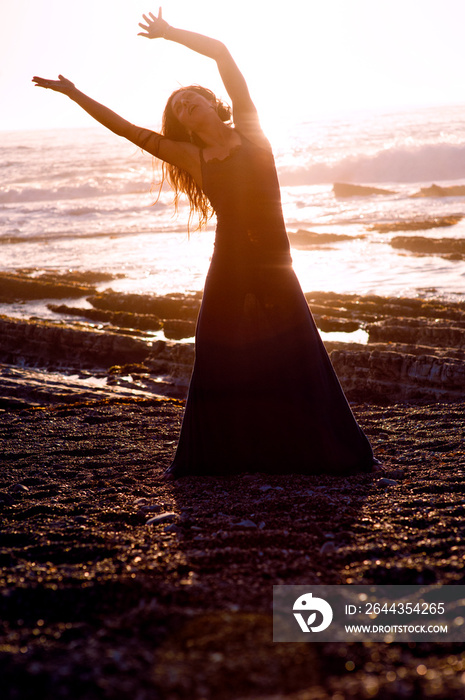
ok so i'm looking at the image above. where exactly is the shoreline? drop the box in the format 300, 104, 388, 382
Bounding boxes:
1, 270, 465, 407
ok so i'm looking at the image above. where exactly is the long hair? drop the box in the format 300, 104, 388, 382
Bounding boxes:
160, 85, 232, 231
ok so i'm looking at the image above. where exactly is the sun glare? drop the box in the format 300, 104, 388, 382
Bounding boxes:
1, 0, 464, 131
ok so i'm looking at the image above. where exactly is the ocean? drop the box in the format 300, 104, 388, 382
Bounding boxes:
2, 103, 465, 329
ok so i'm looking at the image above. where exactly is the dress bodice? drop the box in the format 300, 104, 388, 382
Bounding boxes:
200, 134, 291, 261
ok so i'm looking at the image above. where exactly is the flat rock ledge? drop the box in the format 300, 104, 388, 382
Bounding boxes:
330, 347, 465, 403
1, 290, 465, 405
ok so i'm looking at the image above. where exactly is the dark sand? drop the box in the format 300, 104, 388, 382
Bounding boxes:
1, 395, 465, 699
1, 272, 465, 698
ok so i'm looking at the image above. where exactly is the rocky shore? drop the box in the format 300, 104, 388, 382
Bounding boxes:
1, 269, 465, 407
1, 270, 465, 698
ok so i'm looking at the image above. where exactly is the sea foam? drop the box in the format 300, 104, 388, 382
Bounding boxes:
279, 143, 465, 186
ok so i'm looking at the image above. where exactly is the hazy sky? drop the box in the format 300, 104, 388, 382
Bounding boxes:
2, 0, 465, 133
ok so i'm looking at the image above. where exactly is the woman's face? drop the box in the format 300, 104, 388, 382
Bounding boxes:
170, 90, 216, 130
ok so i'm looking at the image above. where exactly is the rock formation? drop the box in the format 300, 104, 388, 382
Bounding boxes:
390, 236, 465, 260
333, 183, 397, 197
368, 215, 463, 233
288, 229, 363, 248
411, 183, 465, 198
2, 285, 465, 404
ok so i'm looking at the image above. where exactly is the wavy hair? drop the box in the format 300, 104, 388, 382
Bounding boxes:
159, 85, 232, 231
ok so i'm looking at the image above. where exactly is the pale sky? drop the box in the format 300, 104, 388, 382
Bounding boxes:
2, 0, 465, 134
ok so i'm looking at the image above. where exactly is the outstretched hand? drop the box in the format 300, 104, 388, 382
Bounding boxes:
32, 75, 75, 95
138, 7, 170, 39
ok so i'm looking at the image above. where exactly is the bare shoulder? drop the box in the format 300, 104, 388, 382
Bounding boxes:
158, 138, 200, 168
233, 109, 272, 153
149, 136, 202, 184
125, 126, 201, 178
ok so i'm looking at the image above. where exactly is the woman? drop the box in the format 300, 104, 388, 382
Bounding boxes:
33, 9, 376, 479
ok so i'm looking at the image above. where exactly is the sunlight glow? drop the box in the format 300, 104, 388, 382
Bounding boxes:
1, 0, 464, 132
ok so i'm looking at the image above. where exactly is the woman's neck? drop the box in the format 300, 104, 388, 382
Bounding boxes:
195, 120, 235, 149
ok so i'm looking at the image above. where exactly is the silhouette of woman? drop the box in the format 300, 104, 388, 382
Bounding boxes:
33, 8, 376, 479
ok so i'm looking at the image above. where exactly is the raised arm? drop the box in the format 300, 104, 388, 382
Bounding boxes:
31, 75, 201, 179
138, 8, 269, 147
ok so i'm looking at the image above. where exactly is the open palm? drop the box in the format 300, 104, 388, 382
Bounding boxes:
32, 75, 75, 95
138, 7, 170, 39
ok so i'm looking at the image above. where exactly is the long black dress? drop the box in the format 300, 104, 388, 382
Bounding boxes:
166, 133, 374, 478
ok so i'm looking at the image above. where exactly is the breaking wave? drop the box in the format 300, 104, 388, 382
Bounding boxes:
279, 142, 465, 186
0, 180, 151, 204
